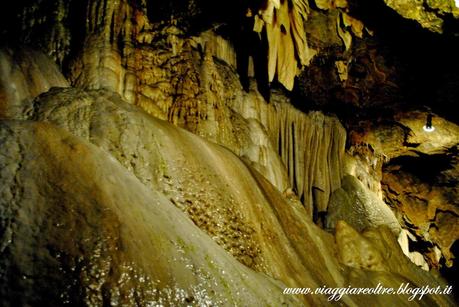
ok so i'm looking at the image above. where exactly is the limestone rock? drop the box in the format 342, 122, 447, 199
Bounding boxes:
336, 221, 453, 306
335, 221, 388, 271
394, 111, 459, 155
383, 0, 459, 33
383, 156, 459, 269
326, 175, 401, 234
24, 87, 455, 305
348, 111, 459, 159
66, 18, 346, 215
68, 23, 293, 193
347, 112, 459, 272
232, 88, 347, 216
1, 0, 351, 218
0, 47, 69, 119
8, 0, 72, 64
29, 88, 345, 305
344, 147, 385, 197
2, 16, 348, 221
1, 0, 368, 94
0, 120, 299, 306
260, 0, 315, 90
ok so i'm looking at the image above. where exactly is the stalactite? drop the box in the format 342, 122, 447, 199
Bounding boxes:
9, 0, 348, 215
253, 0, 316, 90
231, 91, 346, 216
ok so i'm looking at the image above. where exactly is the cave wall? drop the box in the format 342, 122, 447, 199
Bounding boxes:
1, 0, 351, 216
0, 0, 459, 305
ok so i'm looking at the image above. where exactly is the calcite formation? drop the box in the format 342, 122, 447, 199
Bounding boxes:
29, 87, 343, 289
1, 86, 454, 306
0, 48, 69, 119
68, 12, 348, 216
0, 0, 458, 305
383, 0, 459, 33
251, 0, 315, 90
0, 120, 299, 306
326, 175, 401, 234
6, 0, 370, 93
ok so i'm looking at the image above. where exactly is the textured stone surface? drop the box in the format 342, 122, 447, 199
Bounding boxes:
1, 89, 454, 305
2, 0, 369, 93
383, 154, 459, 269
232, 89, 346, 215
29, 88, 346, 304
68, 17, 347, 215
326, 175, 401, 234
0, 47, 69, 119
383, 0, 459, 33
0, 120, 299, 306
1, 0, 356, 218
253, 0, 315, 90
348, 111, 459, 159
343, 147, 386, 198
0, 0, 458, 304
347, 111, 459, 272
335, 221, 452, 307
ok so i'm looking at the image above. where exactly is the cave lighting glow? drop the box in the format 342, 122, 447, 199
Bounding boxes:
423, 113, 435, 133
423, 125, 435, 132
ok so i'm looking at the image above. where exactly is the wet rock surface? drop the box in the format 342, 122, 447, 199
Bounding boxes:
28, 88, 346, 305
0, 120, 300, 306
1, 89, 455, 306
326, 175, 401, 234
0, 47, 69, 119
0, 0, 458, 305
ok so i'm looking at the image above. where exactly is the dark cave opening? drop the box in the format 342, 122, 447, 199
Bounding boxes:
347, 0, 459, 124
440, 240, 459, 300
384, 149, 457, 185
144, 0, 242, 34
289, 0, 459, 125
408, 235, 434, 255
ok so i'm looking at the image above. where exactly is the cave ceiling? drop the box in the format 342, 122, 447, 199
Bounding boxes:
3, 0, 459, 122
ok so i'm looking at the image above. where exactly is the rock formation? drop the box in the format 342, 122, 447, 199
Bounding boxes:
0, 120, 299, 306
0, 48, 69, 119
1, 86, 455, 306
326, 175, 401, 234
383, 0, 459, 33
0, 0, 458, 305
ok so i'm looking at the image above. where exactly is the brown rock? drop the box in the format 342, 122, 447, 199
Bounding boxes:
0, 47, 69, 119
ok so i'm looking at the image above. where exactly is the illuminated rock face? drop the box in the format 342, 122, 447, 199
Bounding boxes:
0, 121, 299, 306
347, 111, 459, 268
383, 0, 459, 33
2, 0, 365, 95
383, 154, 459, 270
0, 0, 458, 305
1, 89, 455, 306
13, 1, 347, 215
0, 48, 69, 119
29, 88, 344, 292
326, 175, 401, 234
